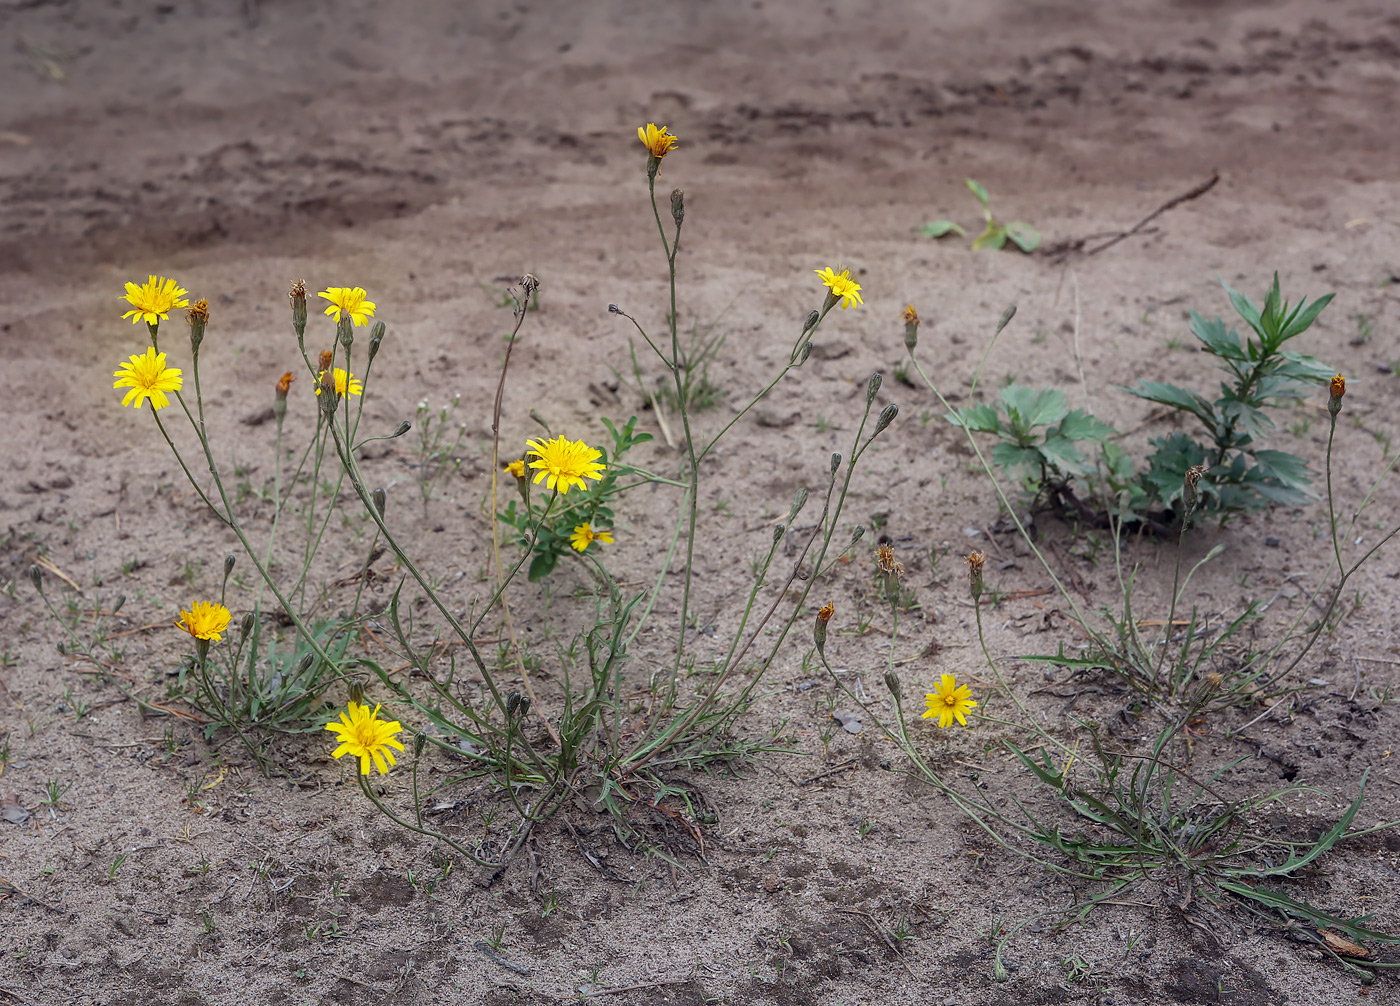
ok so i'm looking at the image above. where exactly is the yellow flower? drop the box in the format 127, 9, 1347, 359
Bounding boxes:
815, 267, 863, 310
113, 347, 183, 410
121, 275, 189, 325
325, 701, 406, 776
176, 601, 232, 642
569, 523, 614, 552
1330, 373, 1345, 399
314, 368, 363, 397
637, 122, 678, 159
923, 674, 978, 728
317, 286, 377, 327
505, 458, 526, 479
525, 435, 606, 495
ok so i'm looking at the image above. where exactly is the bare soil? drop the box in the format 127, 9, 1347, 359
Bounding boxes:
2, 1, 1400, 1004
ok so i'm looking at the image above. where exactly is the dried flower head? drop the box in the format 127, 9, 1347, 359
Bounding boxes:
1184, 463, 1208, 490
318, 350, 334, 373
276, 371, 296, 395
289, 278, 307, 302
112, 347, 183, 410
902, 304, 918, 326
815, 266, 864, 310
875, 542, 904, 578
569, 523, 614, 553
325, 701, 405, 776
637, 122, 678, 160
1330, 373, 1345, 399
817, 602, 835, 622
525, 435, 606, 495
185, 299, 210, 326
965, 550, 986, 601
120, 275, 189, 326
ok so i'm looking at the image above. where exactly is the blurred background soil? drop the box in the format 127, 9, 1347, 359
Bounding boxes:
2, 1, 1399, 1003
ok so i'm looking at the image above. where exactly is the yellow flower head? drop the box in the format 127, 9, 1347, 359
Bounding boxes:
525, 435, 606, 495
113, 347, 183, 410
505, 458, 526, 479
815, 267, 864, 310
314, 368, 363, 397
1330, 373, 1345, 399
318, 286, 377, 327
121, 275, 189, 326
637, 122, 678, 160
923, 674, 978, 728
176, 601, 232, 642
569, 523, 614, 553
325, 701, 406, 776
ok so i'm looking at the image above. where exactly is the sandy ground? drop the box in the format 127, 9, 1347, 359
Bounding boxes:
2, 0, 1400, 1003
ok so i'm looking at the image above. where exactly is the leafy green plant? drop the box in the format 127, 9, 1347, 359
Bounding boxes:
923, 178, 1040, 253
1121, 273, 1334, 522
948, 386, 1113, 492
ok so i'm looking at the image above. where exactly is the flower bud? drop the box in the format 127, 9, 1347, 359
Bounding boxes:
789, 487, 809, 522
111, 594, 126, 615
289, 279, 308, 336
866, 372, 882, 405
849, 525, 866, 545
1328, 373, 1345, 418
902, 304, 919, 351
995, 303, 1017, 337
372, 487, 387, 519
391, 421, 411, 439
337, 315, 353, 350
883, 669, 902, 700
367, 321, 386, 364
186, 299, 210, 354
802, 310, 820, 334
28, 565, 42, 592
814, 602, 834, 655
223, 554, 237, 577
795, 341, 813, 366
297, 652, 316, 675
829, 453, 842, 476
348, 680, 365, 704
873, 403, 899, 436
239, 612, 255, 640
413, 733, 427, 757
773, 523, 785, 544
670, 188, 685, 228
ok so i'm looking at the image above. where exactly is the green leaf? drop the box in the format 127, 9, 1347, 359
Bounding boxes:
971, 223, 1007, 250
991, 442, 1043, 472
527, 552, 559, 582
1038, 433, 1089, 474
946, 403, 1001, 433
1001, 385, 1067, 431
964, 178, 991, 208
1189, 311, 1246, 362
1005, 221, 1041, 253
921, 219, 966, 238
1056, 409, 1115, 442
1281, 291, 1334, 340
1238, 770, 1369, 878
1219, 276, 1265, 341
1121, 381, 1218, 430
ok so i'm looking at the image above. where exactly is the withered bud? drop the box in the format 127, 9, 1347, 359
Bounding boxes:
28, 565, 42, 592
289, 279, 308, 334
670, 188, 685, 228
802, 309, 821, 334
875, 542, 905, 579
318, 350, 334, 374
371, 487, 387, 518
814, 602, 834, 654
902, 304, 919, 351
883, 669, 902, 700
789, 487, 809, 521
866, 372, 883, 405
185, 299, 210, 352
873, 403, 899, 436
519, 274, 540, 300
965, 550, 986, 602
348, 680, 365, 705
1328, 373, 1345, 418
275, 371, 296, 399
608, 303, 621, 314
773, 523, 785, 544
1202, 671, 1225, 693
368, 321, 386, 364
